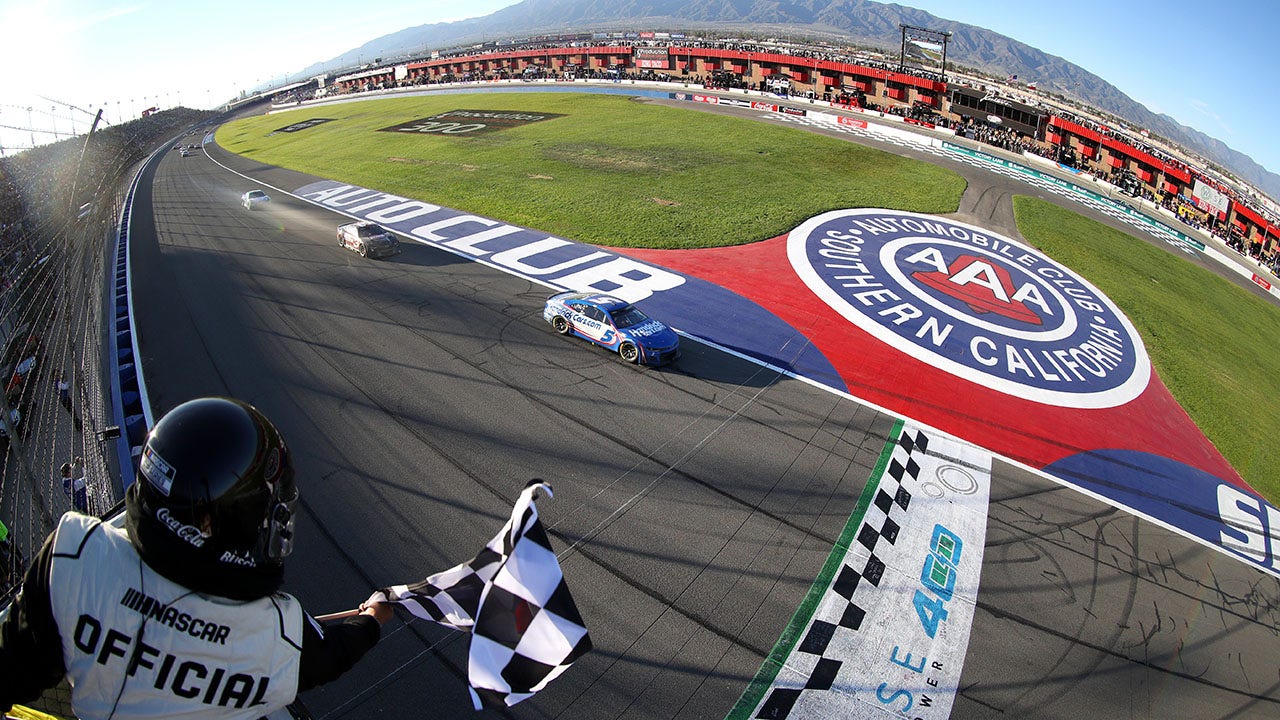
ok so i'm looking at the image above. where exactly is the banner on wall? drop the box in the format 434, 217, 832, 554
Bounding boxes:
634, 47, 670, 70
1192, 178, 1229, 216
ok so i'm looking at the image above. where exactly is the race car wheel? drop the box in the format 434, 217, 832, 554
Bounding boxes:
552, 316, 570, 335
619, 342, 639, 363
358, 243, 368, 258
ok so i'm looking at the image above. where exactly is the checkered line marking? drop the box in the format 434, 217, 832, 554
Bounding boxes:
754, 429, 927, 719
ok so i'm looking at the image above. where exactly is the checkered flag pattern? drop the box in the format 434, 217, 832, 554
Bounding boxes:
367, 480, 592, 709
755, 430, 925, 719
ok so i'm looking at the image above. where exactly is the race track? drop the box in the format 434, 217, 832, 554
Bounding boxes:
123, 93, 1280, 719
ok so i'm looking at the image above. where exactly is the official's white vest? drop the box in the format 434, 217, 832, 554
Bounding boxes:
48, 514, 304, 719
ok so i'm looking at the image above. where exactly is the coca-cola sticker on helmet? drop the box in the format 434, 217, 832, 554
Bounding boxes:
787, 209, 1151, 409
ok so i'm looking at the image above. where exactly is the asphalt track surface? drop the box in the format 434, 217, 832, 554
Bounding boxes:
127, 95, 1280, 719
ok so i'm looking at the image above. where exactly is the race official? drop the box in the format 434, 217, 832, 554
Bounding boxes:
0, 397, 393, 718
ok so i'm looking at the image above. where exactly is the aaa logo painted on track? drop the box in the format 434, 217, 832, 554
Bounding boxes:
788, 209, 1151, 409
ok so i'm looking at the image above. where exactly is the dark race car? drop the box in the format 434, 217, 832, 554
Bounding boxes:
337, 221, 401, 259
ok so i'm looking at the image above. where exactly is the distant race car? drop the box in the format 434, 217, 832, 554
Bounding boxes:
241, 189, 270, 210
337, 221, 400, 259
0, 408, 21, 443
543, 291, 680, 365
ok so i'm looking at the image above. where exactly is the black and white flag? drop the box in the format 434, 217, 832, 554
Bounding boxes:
367, 480, 591, 709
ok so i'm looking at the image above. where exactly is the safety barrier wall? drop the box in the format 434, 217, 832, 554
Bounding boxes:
107, 161, 152, 491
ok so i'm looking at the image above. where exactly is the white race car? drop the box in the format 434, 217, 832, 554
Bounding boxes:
241, 190, 270, 210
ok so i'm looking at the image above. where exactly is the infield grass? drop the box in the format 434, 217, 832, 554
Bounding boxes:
1014, 196, 1280, 501
217, 93, 965, 248
219, 92, 1277, 500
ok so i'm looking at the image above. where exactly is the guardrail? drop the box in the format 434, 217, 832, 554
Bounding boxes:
107, 156, 155, 491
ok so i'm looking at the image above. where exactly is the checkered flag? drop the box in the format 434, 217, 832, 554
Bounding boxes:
366, 480, 592, 709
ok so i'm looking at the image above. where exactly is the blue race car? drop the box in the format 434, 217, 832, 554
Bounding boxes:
543, 292, 680, 366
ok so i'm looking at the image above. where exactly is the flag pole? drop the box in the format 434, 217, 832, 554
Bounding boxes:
314, 608, 362, 622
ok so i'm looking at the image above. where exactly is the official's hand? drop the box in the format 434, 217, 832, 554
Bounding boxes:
359, 601, 394, 625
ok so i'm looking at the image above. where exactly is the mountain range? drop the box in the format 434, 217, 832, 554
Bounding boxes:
290, 0, 1280, 205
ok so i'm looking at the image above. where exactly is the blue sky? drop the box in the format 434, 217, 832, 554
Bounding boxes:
1, 0, 1276, 184
0, 0, 515, 152
902, 0, 1279, 177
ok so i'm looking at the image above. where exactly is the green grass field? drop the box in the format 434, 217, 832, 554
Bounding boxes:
218, 94, 965, 248
1014, 197, 1280, 499
220, 92, 1279, 501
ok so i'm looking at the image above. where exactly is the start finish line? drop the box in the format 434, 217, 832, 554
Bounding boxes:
730, 422, 992, 720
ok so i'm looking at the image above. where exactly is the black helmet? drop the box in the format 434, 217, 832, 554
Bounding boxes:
126, 397, 297, 600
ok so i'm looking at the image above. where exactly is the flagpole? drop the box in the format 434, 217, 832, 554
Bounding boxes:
314, 608, 362, 622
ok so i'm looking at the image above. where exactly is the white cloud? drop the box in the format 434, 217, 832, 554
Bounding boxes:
1188, 98, 1234, 137
67, 3, 143, 33
1133, 97, 1164, 116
